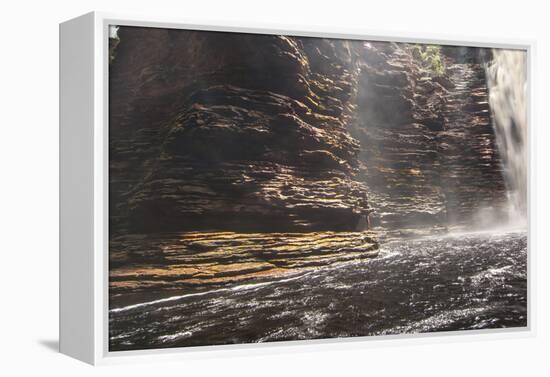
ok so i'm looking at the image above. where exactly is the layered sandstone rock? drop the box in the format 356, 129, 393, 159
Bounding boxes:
110, 28, 370, 234
110, 231, 378, 305
108, 28, 379, 302
351, 42, 507, 233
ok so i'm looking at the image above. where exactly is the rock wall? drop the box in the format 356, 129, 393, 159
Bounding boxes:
110, 30, 508, 235
110, 27, 370, 234
351, 42, 507, 233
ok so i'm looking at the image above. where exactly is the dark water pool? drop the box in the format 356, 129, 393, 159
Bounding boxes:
109, 230, 527, 351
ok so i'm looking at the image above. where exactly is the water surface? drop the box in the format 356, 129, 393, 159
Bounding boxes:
109, 230, 527, 351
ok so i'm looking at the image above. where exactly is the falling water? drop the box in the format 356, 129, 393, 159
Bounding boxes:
485, 49, 528, 226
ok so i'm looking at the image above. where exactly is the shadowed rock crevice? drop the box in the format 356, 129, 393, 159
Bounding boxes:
351, 42, 506, 235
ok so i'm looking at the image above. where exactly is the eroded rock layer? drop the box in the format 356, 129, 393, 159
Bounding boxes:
110, 231, 378, 307
110, 28, 370, 234
351, 42, 506, 233
109, 28, 379, 304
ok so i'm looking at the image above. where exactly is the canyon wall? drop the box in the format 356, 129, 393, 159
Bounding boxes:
110, 27, 370, 234
110, 29, 509, 236
351, 42, 507, 234
108, 28, 510, 301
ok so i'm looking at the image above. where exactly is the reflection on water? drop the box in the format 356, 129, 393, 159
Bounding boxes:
109, 230, 527, 351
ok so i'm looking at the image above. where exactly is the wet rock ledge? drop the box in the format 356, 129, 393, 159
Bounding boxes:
110, 231, 378, 307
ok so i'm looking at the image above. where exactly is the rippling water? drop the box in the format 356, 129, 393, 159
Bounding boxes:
109, 230, 527, 351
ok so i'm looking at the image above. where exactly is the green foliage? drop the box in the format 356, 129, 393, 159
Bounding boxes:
412, 44, 446, 77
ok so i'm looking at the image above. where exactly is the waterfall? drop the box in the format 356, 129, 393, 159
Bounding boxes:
485, 49, 528, 227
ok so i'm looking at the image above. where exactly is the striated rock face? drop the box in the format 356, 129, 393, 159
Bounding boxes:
352, 42, 449, 232
109, 28, 510, 304
436, 55, 507, 225
110, 28, 370, 234
110, 231, 378, 306
351, 42, 507, 233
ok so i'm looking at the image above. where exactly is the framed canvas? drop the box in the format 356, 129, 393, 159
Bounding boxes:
59, 12, 535, 365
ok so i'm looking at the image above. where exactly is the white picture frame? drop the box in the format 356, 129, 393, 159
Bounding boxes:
59, 11, 536, 365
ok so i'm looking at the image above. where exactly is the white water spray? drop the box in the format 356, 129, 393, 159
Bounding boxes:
486, 49, 528, 227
